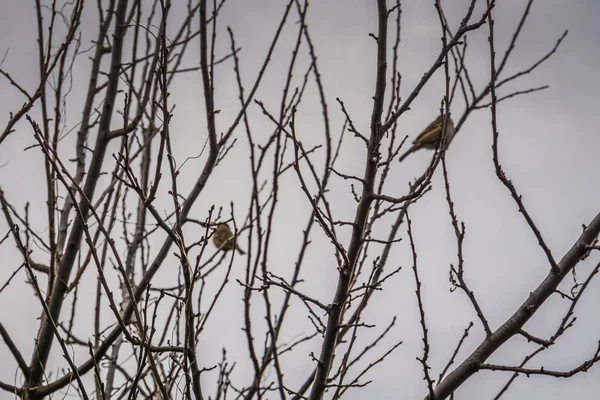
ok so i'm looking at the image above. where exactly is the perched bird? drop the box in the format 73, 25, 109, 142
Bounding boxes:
212, 223, 245, 254
399, 115, 455, 162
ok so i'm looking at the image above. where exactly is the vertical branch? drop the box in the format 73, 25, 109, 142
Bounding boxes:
308, 1, 388, 398
34, 0, 56, 300
254, 1, 311, 397
28, 0, 129, 390
57, 0, 116, 256
103, 1, 153, 396
407, 212, 435, 397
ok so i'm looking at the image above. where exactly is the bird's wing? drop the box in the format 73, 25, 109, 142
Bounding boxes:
414, 124, 441, 146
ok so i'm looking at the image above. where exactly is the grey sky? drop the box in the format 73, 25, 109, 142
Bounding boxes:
0, 1, 599, 399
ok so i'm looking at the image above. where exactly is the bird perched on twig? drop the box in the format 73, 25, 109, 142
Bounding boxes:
212, 223, 245, 254
399, 114, 455, 163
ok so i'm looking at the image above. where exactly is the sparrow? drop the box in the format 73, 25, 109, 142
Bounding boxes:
212, 223, 245, 254
399, 115, 455, 162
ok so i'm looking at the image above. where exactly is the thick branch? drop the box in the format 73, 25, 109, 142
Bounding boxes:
428, 211, 600, 400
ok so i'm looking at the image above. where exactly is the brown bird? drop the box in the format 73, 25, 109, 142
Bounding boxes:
212, 223, 245, 254
399, 115, 455, 162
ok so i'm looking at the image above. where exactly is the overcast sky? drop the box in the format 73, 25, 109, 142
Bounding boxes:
0, 1, 599, 399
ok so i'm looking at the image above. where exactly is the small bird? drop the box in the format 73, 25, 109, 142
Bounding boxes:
399, 115, 455, 162
212, 223, 245, 254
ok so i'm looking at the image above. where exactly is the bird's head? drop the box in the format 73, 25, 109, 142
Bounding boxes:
215, 223, 231, 232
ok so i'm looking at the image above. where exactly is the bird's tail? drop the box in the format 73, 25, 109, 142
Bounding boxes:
399, 146, 415, 163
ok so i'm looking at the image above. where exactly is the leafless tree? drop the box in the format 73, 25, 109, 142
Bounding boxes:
0, 1, 597, 399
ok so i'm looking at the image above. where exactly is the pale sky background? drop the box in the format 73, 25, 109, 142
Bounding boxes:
0, 1, 599, 399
